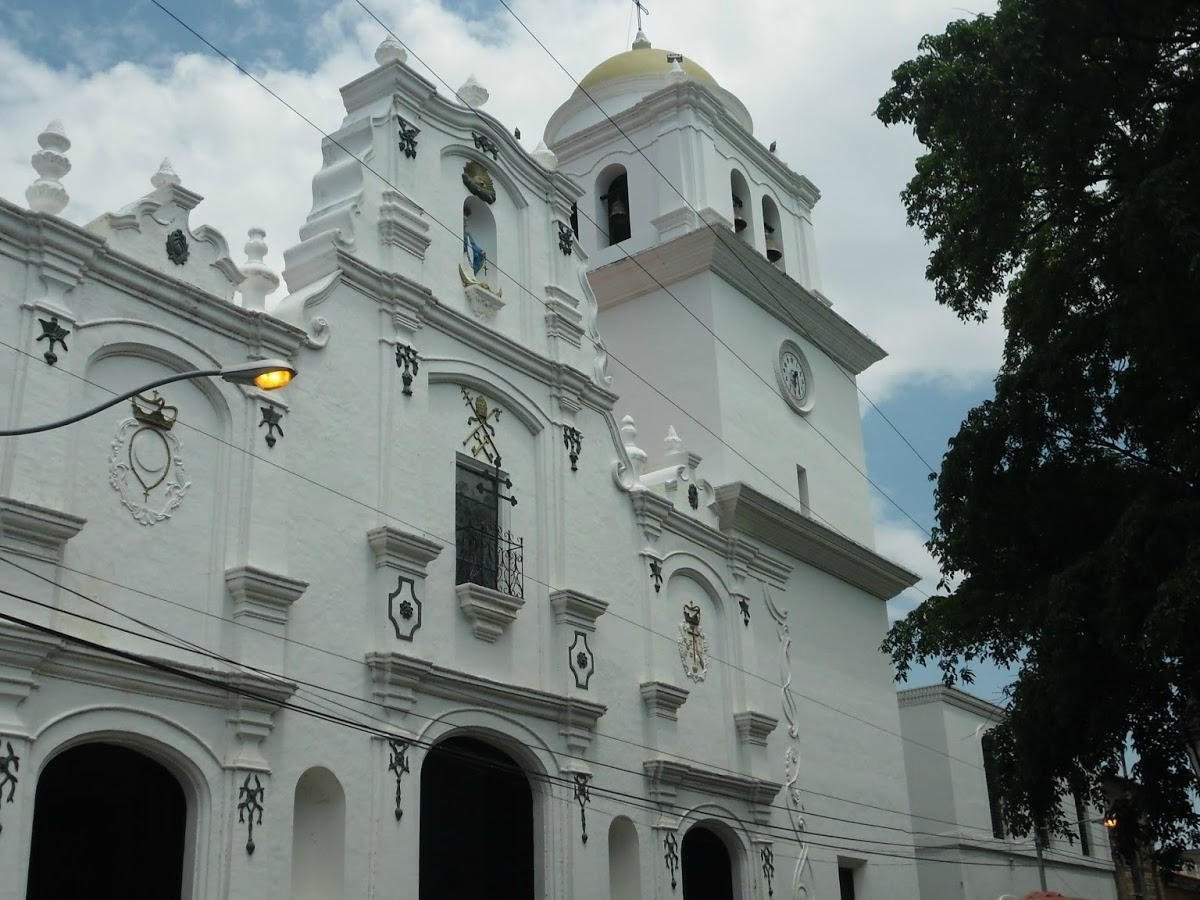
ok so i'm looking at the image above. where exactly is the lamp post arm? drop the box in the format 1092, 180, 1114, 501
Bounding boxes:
0, 369, 223, 436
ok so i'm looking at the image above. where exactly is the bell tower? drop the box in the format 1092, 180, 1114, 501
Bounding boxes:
545, 32, 886, 546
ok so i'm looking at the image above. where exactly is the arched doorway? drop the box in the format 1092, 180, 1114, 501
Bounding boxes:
419, 735, 534, 900
681, 824, 735, 900
27, 742, 187, 899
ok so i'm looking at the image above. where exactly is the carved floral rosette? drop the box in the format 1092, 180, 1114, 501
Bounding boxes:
108, 418, 191, 525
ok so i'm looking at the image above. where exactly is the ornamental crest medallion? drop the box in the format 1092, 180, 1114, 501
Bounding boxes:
108, 392, 191, 526
387, 575, 422, 641
462, 161, 496, 204
678, 601, 709, 683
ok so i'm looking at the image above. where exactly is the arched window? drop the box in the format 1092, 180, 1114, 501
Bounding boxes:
596, 165, 631, 246
608, 816, 642, 899
681, 824, 735, 900
730, 170, 754, 247
463, 195, 498, 287
291, 767, 346, 900
420, 736, 534, 899
28, 743, 187, 898
761, 195, 784, 269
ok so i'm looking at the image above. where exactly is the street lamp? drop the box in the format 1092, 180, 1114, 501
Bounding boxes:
0, 359, 297, 436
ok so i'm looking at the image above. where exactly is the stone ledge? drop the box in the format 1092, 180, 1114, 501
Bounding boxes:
0, 496, 85, 563
456, 582, 524, 642
549, 589, 609, 632
640, 680, 689, 721
366, 525, 443, 577
733, 710, 779, 747
224, 565, 309, 628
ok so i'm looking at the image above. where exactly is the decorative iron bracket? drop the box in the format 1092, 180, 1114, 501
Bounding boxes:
236, 773, 265, 854
761, 844, 775, 897
387, 738, 411, 820
397, 116, 420, 159
472, 131, 500, 160
649, 558, 663, 593
396, 343, 419, 396
663, 830, 679, 891
739, 596, 751, 627
572, 772, 591, 844
259, 405, 283, 448
36, 315, 69, 365
556, 221, 574, 256
0, 741, 18, 834
562, 424, 582, 472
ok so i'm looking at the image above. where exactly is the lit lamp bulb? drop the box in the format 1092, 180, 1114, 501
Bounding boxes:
1103, 814, 1118, 829
253, 368, 293, 391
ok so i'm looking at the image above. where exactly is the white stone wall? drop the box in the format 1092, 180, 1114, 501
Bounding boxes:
0, 46, 921, 900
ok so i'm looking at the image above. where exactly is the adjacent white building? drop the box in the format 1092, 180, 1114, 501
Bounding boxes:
898, 685, 1118, 900
1, 30, 929, 900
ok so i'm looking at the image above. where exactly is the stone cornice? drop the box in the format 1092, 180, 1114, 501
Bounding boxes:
365, 651, 607, 730
661, 504, 792, 589
733, 710, 779, 747
714, 482, 918, 600
639, 680, 689, 721
224, 566, 309, 628
551, 81, 818, 209
897, 684, 1006, 723
456, 582, 525, 643
0, 199, 307, 360
548, 589, 609, 632
0, 496, 85, 563
366, 525, 443, 577
589, 226, 886, 375
643, 758, 783, 807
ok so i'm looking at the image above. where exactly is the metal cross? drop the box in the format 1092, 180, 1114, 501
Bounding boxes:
387, 738, 411, 820
633, 0, 649, 32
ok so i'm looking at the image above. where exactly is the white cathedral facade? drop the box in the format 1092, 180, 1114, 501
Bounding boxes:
0, 32, 926, 899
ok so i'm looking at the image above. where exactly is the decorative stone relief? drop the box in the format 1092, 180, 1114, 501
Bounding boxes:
25, 120, 71, 216
0, 740, 18, 834
259, 405, 284, 448
677, 602, 709, 683
387, 738, 410, 819
387, 575, 422, 641
572, 772, 591, 844
462, 281, 505, 319
395, 343, 419, 396
108, 392, 190, 526
165, 228, 189, 265
36, 315, 69, 366
462, 160, 496, 204
237, 773, 265, 854
568, 631, 594, 689
562, 424, 582, 472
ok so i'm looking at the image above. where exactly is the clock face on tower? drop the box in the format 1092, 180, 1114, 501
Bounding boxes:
775, 340, 813, 414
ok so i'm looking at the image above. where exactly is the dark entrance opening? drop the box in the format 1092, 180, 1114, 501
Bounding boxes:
419, 735, 534, 900
682, 825, 735, 900
27, 742, 187, 899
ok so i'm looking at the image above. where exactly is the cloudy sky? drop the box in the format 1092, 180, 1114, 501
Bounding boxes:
0, 0, 1007, 698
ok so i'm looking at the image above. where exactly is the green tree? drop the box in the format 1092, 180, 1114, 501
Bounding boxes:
876, 0, 1200, 862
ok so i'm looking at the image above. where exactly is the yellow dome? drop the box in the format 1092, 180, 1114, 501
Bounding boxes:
579, 47, 718, 91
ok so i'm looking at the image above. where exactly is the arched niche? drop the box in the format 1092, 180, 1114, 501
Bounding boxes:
730, 170, 754, 246
27, 742, 188, 899
608, 815, 642, 900
761, 195, 785, 270
463, 194, 498, 286
681, 820, 742, 900
596, 163, 631, 247
290, 766, 346, 900
419, 734, 535, 899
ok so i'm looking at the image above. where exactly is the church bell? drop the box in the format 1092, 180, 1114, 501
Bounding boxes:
732, 195, 747, 233
602, 173, 631, 245
764, 223, 782, 262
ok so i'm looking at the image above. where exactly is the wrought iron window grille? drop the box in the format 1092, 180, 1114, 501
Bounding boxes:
455, 522, 524, 598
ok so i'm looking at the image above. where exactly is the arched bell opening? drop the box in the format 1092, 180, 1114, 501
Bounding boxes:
463, 195, 498, 288
419, 735, 535, 899
596, 164, 631, 246
681, 822, 738, 900
761, 195, 784, 270
27, 742, 188, 899
730, 170, 754, 246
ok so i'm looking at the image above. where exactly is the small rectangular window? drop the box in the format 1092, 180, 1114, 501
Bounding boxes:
1074, 793, 1092, 856
981, 731, 1006, 840
838, 866, 857, 900
796, 465, 810, 516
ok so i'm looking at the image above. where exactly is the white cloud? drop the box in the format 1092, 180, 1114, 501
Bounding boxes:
0, 0, 1002, 397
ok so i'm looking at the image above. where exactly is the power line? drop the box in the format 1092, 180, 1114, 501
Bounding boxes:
347, 0, 936, 538
487, 0, 940, 478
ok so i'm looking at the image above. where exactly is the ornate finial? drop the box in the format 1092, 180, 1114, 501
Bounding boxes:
151, 158, 180, 190
531, 141, 558, 171
621, 414, 648, 477
666, 53, 686, 83
26, 120, 71, 215
663, 425, 682, 453
375, 36, 407, 66
238, 228, 280, 312
456, 74, 489, 108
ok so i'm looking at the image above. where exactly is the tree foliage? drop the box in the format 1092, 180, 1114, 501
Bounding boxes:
877, 0, 1200, 862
